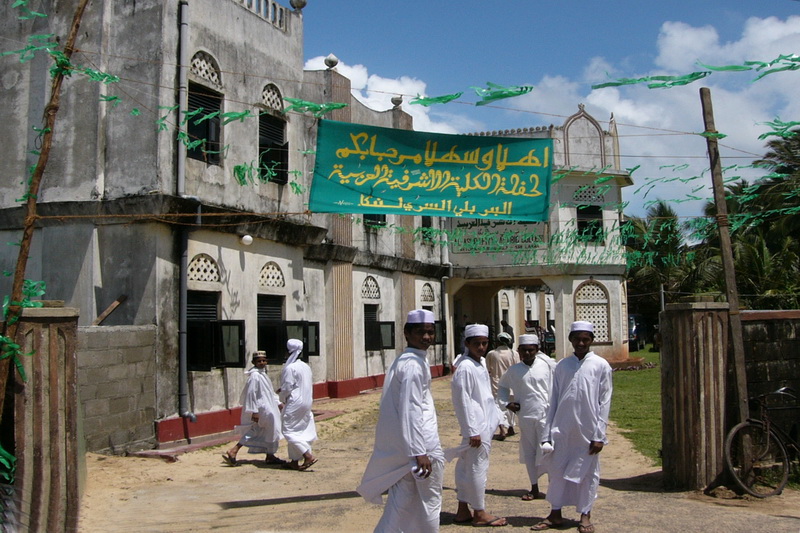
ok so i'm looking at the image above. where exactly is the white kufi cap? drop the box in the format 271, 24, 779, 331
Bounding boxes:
570, 321, 594, 333
519, 334, 539, 345
464, 323, 489, 338
407, 309, 435, 324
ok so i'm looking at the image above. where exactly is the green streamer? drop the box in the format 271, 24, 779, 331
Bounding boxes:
472, 82, 533, 106
283, 98, 348, 117
409, 92, 463, 106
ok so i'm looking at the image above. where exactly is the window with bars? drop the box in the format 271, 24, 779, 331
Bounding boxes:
187, 82, 222, 165
259, 112, 288, 184
364, 214, 387, 229
577, 205, 604, 244
187, 290, 245, 370
257, 294, 320, 363
364, 304, 395, 351
420, 216, 434, 242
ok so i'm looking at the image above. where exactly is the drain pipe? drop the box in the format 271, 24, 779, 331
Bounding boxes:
177, 0, 196, 423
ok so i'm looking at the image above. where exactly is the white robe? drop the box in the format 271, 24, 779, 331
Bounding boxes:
235, 367, 282, 454
447, 355, 501, 509
542, 352, 612, 514
279, 359, 317, 461
497, 353, 556, 483
485, 346, 520, 429
358, 347, 443, 533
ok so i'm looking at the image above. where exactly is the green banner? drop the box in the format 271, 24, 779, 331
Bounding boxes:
309, 120, 552, 221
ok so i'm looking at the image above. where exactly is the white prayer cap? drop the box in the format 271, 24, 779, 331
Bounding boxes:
285, 339, 303, 365
570, 321, 594, 333
497, 332, 513, 344
464, 323, 489, 339
519, 334, 539, 346
252, 350, 268, 359
407, 309, 435, 324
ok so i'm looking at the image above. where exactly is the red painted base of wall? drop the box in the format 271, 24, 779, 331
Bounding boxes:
156, 408, 243, 444
156, 365, 447, 444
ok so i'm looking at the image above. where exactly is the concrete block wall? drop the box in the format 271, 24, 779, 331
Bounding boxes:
741, 311, 800, 398
77, 325, 158, 454
740, 311, 800, 439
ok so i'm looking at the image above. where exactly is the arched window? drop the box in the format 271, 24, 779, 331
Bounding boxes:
574, 281, 610, 342
188, 253, 220, 283
259, 261, 285, 288
361, 276, 381, 300
421, 283, 435, 303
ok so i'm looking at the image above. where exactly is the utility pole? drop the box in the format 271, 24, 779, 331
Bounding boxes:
699, 87, 749, 425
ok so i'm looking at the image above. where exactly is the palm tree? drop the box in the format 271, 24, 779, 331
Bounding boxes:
626, 200, 694, 319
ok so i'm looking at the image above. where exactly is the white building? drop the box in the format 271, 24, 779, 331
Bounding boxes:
0, 0, 632, 450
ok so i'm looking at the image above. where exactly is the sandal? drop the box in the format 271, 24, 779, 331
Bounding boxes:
221, 453, 238, 467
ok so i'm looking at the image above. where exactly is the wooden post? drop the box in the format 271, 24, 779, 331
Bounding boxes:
699, 87, 749, 424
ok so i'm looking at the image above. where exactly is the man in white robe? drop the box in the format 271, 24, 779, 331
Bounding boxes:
223, 351, 284, 466
532, 322, 612, 533
497, 334, 555, 500
358, 309, 444, 533
448, 324, 506, 527
485, 332, 519, 440
279, 339, 318, 471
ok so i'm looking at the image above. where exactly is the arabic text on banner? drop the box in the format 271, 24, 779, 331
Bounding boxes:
309, 120, 552, 221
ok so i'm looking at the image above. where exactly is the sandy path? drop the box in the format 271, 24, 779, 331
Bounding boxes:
78, 376, 800, 532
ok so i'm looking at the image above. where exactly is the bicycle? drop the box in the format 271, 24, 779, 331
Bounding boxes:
724, 386, 799, 497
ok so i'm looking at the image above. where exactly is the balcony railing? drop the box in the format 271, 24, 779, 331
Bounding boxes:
237, 0, 288, 31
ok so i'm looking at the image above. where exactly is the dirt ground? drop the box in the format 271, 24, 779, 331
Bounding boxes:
79, 376, 800, 533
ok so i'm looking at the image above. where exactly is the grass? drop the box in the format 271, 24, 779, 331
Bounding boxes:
609, 345, 662, 466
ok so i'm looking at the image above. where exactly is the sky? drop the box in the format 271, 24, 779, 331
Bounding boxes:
301, 1, 800, 221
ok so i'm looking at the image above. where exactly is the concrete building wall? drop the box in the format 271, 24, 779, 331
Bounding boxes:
78, 325, 158, 453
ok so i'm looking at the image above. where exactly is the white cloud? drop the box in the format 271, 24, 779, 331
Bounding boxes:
304, 56, 462, 133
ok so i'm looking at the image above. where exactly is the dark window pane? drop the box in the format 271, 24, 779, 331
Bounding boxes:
259, 112, 288, 184
577, 205, 604, 243
187, 82, 222, 165
435, 320, 446, 345
258, 321, 286, 364
187, 320, 214, 371
364, 214, 386, 228
379, 322, 395, 349
217, 321, 245, 367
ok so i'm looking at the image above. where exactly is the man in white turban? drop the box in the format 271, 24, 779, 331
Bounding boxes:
485, 331, 519, 440
532, 321, 612, 533
358, 309, 444, 533
223, 351, 285, 466
448, 324, 506, 527
280, 339, 318, 471
497, 334, 556, 500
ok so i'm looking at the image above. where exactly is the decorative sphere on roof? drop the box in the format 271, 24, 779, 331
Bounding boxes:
324, 54, 339, 69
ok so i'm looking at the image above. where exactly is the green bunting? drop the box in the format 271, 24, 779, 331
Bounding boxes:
283, 98, 348, 117
471, 82, 533, 106
409, 92, 463, 106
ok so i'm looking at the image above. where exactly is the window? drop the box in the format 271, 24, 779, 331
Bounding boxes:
257, 294, 320, 363
420, 216, 434, 242
187, 82, 222, 165
187, 291, 245, 370
364, 304, 395, 350
577, 205, 604, 244
434, 320, 446, 345
259, 112, 288, 184
574, 281, 610, 342
364, 214, 387, 229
